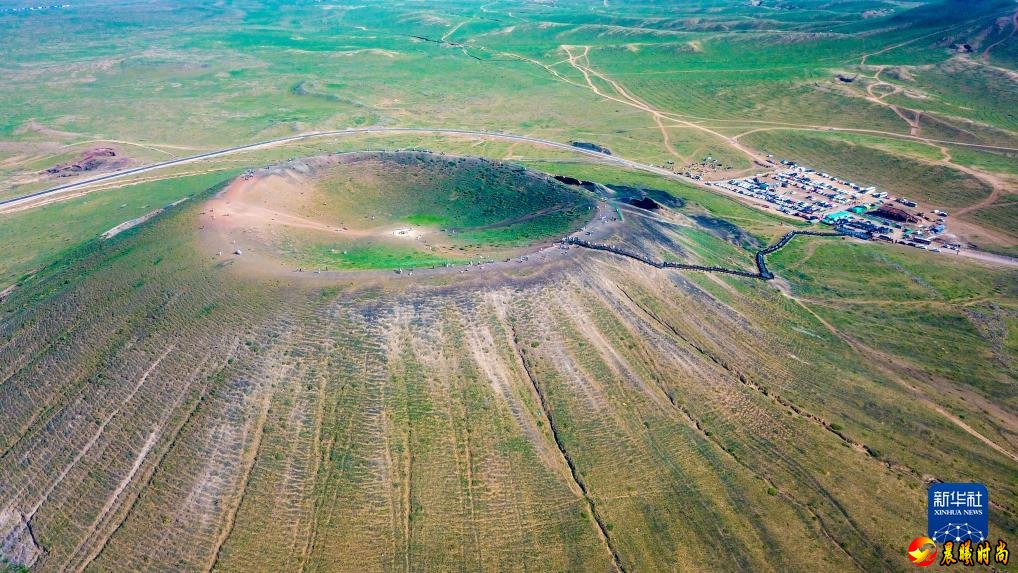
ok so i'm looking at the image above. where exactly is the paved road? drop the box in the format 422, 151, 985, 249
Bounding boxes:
0, 127, 707, 211
6, 126, 1017, 268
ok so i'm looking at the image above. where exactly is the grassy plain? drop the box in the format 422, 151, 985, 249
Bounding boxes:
1, 0, 1016, 571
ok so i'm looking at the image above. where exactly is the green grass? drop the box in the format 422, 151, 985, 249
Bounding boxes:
814, 300, 1013, 395
769, 239, 1015, 302
294, 243, 457, 270
946, 146, 1018, 176
454, 206, 592, 247
314, 152, 593, 232
768, 238, 1017, 393
522, 160, 800, 238
741, 130, 994, 210
257, 151, 594, 268
5, 0, 1012, 186
1, 1, 1017, 570
403, 213, 448, 226
0, 169, 241, 286
963, 203, 1018, 255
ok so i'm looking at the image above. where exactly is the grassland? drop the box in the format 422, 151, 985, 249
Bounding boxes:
2, 0, 1015, 249
1, 0, 1016, 571
0, 169, 241, 285
741, 130, 993, 210
292, 243, 457, 271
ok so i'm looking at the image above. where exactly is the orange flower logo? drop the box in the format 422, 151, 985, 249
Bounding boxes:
908, 537, 938, 566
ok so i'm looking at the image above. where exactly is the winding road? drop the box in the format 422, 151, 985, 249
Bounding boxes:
0, 127, 700, 212
5, 126, 1017, 214
4, 126, 1017, 268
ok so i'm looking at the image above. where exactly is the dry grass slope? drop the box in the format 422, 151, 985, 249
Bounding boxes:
1, 192, 1013, 572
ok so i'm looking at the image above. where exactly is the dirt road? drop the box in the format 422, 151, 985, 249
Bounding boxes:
0, 127, 720, 212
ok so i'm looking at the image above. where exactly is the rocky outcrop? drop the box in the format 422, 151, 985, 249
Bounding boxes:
45, 147, 128, 177
0, 508, 43, 569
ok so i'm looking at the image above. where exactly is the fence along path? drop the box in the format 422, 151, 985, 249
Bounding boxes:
565, 230, 843, 280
